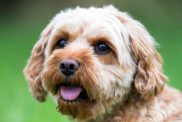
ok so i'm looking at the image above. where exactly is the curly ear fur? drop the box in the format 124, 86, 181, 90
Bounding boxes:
115, 11, 167, 99
125, 17, 167, 99
23, 22, 53, 102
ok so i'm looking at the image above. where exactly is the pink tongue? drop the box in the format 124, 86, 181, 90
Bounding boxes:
60, 86, 83, 101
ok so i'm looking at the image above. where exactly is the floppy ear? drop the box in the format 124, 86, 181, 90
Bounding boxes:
23, 22, 53, 102
125, 17, 167, 99
116, 12, 167, 99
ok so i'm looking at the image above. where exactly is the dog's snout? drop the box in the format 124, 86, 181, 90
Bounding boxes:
60, 59, 80, 76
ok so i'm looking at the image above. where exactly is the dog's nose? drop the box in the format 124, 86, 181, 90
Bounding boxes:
60, 59, 80, 76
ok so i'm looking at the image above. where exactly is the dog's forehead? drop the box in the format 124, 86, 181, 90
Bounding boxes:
51, 6, 128, 47
56, 6, 118, 25
54, 6, 125, 34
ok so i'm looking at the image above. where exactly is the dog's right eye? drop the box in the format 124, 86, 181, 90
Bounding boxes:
56, 38, 68, 48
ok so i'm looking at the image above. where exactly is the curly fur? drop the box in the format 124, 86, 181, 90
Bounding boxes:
23, 5, 182, 122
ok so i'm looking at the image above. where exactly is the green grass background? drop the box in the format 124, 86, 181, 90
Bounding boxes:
0, 0, 182, 122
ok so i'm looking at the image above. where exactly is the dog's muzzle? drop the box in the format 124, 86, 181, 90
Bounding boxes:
58, 59, 89, 101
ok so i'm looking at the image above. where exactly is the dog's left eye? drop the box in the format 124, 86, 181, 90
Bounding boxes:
94, 43, 110, 54
56, 38, 68, 48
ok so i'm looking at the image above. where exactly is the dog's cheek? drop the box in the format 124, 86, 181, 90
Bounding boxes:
102, 66, 134, 102
41, 56, 63, 95
87, 64, 112, 99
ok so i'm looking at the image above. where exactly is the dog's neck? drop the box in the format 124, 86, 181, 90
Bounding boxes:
84, 86, 182, 122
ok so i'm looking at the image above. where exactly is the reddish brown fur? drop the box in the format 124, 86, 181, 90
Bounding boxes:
124, 21, 167, 100
23, 6, 182, 122
23, 21, 54, 101
41, 47, 108, 120
98, 52, 118, 65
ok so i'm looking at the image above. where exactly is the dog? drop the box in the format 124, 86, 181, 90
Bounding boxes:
23, 5, 182, 122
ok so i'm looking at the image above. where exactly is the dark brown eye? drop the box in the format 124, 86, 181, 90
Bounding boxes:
56, 38, 68, 48
94, 42, 110, 54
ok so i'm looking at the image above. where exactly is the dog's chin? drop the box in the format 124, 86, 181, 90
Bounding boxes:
55, 81, 100, 120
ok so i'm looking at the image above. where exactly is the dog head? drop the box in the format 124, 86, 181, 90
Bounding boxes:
24, 5, 167, 121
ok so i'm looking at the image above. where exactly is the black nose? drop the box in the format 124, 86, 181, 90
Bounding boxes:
59, 59, 80, 76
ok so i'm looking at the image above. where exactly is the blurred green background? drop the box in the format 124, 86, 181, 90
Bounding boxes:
0, 0, 182, 122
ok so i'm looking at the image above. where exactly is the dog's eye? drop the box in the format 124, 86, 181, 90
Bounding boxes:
56, 38, 68, 48
94, 43, 110, 54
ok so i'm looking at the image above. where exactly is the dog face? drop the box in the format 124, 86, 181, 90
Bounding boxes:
24, 6, 167, 121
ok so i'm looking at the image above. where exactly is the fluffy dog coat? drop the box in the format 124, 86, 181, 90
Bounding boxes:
24, 6, 182, 122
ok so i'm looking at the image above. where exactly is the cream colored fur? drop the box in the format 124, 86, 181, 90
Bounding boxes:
24, 5, 182, 122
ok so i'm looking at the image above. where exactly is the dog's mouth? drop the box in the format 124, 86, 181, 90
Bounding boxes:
59, 82, 89, 102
